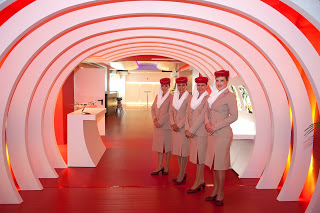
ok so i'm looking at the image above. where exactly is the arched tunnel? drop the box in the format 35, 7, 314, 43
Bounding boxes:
0, 0, 319, 212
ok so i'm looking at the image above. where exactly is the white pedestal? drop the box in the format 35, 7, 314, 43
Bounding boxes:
67, 108, 106, 167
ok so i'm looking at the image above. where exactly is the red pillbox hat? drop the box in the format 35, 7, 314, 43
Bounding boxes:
214, 70, 229, 77
176, 77, 188, 83
195, 77, 208, 83
160, 78, 171, 85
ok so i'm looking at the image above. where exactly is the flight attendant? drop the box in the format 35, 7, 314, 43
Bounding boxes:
204, 70, 238, 206
169, 77, 192, 184
151, 78, 173, 175
185, 76, 209, 193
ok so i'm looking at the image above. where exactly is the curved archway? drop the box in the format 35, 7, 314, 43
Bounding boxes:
0, 1, 318, 209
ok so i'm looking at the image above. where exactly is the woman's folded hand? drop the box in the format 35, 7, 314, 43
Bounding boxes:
185, 130, 194, 138
171, 124, 180, 132
154, 120, 161, 128
205, 123, 211, 132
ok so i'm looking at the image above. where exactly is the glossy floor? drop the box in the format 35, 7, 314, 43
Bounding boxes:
0, 107, 308, 212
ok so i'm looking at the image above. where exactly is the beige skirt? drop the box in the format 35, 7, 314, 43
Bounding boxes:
152, 128, 172, 153
171, 131, 190, 157
205, 133, 233, 170
189, 135, 207, 164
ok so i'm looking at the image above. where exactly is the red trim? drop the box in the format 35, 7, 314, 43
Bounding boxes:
113, 55, 174, 62
0, 0, 318, 202
54, 72, 74, 145
0, 0, 35, 26
1, 0, 319, 55
177, 64, 190, 72
262, 0, 320, 55
54, 88, 64, 145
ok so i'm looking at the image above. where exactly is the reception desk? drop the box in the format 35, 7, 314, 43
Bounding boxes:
67, 108, 106, 167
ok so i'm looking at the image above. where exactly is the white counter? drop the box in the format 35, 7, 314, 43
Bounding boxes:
67, 108, 106, 167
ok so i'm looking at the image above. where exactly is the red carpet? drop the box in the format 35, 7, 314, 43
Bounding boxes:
0, 107, 308, 212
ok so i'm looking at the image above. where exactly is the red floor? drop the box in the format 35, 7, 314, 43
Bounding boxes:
0, 107, 309, 212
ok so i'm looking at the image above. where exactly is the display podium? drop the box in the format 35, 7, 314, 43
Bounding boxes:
67, 108, 106, 167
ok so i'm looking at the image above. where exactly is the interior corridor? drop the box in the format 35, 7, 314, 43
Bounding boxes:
0, 107, 309, 213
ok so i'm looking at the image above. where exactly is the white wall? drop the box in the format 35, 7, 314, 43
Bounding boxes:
105, 68, 109, 93
74, 67, 105, 135
110, 73, 126, 102
125, 71, 172, 106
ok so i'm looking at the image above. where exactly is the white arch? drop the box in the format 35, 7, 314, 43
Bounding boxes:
0, 16, 284, 196
2, 10, 302, 197
7, 17, 270, 190
31, 21, 278, 181
0, 0, 318, 103
0, 0, 317, 204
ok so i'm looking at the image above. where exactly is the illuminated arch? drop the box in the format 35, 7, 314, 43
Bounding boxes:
0, 2, 318, 211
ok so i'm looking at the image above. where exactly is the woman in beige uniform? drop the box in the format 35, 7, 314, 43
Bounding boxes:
185, 77, 209, 193
204, 70, 238, 206
151, 78, 173, 175
169, 77, 192, 184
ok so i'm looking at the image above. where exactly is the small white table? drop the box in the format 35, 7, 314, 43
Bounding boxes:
67, 108, 106, 167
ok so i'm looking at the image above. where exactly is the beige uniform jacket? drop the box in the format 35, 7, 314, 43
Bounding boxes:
151, 94, 173, 153
204, 90, 238, 170
185, 95, 208, 164
151, 94, 173, 130
169, 94, 192, 156
169, 94, 192, 130
185, 95, 209, 136
205, 90, 238, 135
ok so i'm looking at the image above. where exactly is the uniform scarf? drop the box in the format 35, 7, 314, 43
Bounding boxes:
207, 85, 228, 108
157, 87, 170, 109
172, 89, 189, 110
190, 84, 208, 110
